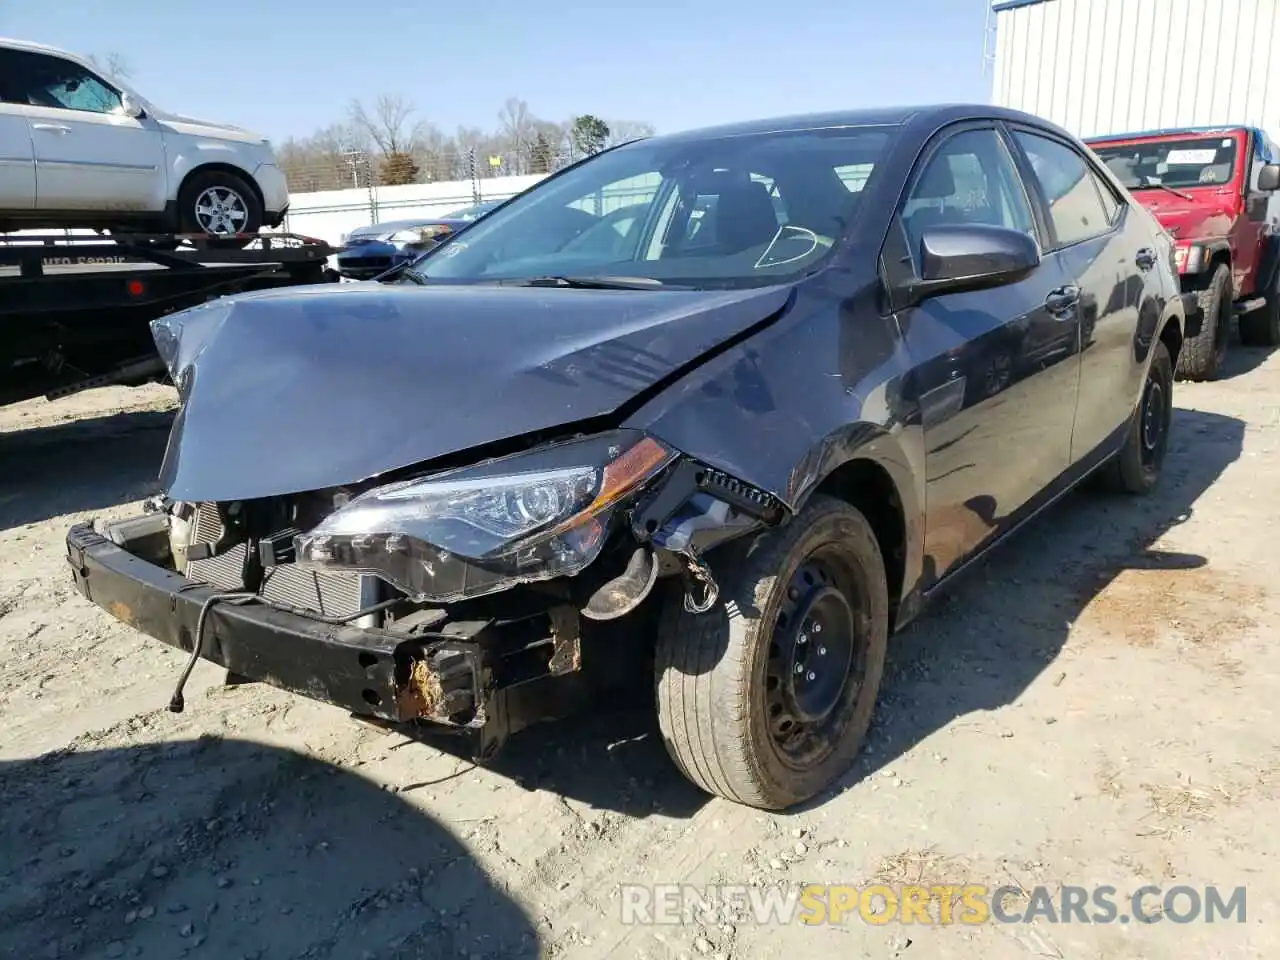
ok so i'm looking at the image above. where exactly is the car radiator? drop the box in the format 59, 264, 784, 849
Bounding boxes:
183, 503, 381, 621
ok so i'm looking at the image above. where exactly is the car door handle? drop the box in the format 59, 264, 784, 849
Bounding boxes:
1134, 247, 1157, 270
32, 123, 71, 134
1045, 284, 1080, 318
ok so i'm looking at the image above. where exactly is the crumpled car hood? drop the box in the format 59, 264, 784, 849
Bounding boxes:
153, 281, 792, 502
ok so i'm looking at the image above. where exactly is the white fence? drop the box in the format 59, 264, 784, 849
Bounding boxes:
0, 173, 550, 249
279, 174, 548, 246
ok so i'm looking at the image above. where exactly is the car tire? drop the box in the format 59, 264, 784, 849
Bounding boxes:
1175, 263, 1232, 380
1239, 277, 1280, 347
654, 494, 889, 810
1097, 338, 1174, 495
176, 169, 263, 249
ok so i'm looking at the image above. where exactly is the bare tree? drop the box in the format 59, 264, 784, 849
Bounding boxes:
274, 99, 654, 192
349, 95, 424, 158
607, 120, 656, 147
88, 51, 132, 81
497, 97, 535, 174
277, 121, 372, 191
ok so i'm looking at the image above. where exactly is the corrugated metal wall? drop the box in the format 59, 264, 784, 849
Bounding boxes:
992, 0, 1280, 140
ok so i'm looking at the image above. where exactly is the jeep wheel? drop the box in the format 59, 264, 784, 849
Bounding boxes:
654, 495, 889, 810
1176, 263, 1232, 380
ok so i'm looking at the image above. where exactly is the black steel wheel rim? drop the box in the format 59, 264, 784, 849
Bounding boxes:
763, 552, 868, 769
1140, 375, 1167, 467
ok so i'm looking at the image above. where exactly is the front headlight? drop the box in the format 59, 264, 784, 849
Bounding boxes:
294, 431, 676, 603
385, 225, 452, 245
1173, 243, 1205, 273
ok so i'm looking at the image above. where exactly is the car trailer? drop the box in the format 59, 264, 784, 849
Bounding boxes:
0, 233, 337, 408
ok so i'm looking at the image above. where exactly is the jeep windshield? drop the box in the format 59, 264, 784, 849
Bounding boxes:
402, 125, 892, 289
1092, 134, 1239, 191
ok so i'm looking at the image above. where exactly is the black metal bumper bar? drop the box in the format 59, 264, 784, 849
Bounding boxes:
66, 521, 410, 721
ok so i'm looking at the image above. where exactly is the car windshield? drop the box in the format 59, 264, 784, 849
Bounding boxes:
1091, 135, 1240, 190
405, 124, 893, 288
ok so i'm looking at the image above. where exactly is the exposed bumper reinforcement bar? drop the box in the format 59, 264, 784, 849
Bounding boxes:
66, 521, 439, 722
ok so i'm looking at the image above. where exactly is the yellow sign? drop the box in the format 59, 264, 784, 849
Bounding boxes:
799, 884, 989, 925
488, 155, 503, 168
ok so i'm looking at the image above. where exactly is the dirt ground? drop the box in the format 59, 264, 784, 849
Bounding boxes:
2, 346, 1278, 960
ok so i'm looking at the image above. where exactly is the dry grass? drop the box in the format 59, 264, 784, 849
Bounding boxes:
874, 847, 972, 890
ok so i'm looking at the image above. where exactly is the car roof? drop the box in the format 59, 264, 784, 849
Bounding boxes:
0, 36, 83, 59
636, 103, 1074, 145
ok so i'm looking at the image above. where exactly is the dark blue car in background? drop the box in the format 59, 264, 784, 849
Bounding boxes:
335, 200, 502, 279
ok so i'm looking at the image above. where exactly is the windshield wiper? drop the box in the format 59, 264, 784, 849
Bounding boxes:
1133, 179, 1195, 201
509, 275, 666, 290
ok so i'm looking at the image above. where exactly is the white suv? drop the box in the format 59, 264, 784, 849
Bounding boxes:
0, 37, 289, 243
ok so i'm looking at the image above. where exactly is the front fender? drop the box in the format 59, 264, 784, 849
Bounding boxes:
623, 276, 925, 612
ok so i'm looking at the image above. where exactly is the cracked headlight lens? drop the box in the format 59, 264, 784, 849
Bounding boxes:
294, 431, 675, 603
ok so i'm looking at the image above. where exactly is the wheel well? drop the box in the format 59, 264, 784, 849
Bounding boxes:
178, 163, 264, 211
1160, 315, 1183, 369
813, 459, 906, 621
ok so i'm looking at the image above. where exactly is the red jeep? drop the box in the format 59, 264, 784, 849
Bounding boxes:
1086, 126, 1280, 379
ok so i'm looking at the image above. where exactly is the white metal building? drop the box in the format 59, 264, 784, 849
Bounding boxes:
989, 0, 1280, 140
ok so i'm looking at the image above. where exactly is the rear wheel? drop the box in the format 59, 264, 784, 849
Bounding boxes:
1175, 262, 1232, 380
1097, 339, 1174, 495
654, 495, 889, 810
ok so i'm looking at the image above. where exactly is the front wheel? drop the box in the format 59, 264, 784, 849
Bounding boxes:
176, 170, 263, 249
1175, 263, 1232, 380
654, 495, 889, 809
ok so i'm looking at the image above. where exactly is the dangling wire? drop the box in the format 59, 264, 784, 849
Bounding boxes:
169, 591, 257, 713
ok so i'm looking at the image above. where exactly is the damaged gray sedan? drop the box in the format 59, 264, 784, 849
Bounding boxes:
67, 103, 1190, 809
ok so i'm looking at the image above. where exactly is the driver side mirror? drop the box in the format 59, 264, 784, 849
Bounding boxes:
120, 93, 145, 120
903, 223, 1040, 306
1258, 162, 1280, 192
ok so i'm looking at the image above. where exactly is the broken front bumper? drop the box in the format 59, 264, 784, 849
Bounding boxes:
64, 521, 471, 724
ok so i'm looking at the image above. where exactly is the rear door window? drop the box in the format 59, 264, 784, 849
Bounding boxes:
1014, 131, 1112, 247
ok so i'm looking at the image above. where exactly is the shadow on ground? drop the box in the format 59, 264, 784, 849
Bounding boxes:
0, 408, 174, 531
790, 406, 1246, 811
1217, 341, 1275, 379
406, 687, 710, 821
0, 738, 539, 959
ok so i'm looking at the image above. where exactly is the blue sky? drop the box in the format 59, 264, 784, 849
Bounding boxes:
3, 0, 995, 142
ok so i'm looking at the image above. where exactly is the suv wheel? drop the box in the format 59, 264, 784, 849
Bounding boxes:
1176, 262, 1232, 380
654, 495, 889, 810
177, 170, 263, 249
